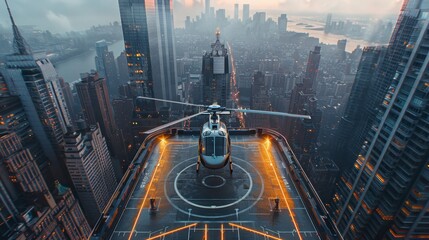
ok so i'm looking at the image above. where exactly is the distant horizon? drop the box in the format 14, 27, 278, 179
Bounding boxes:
0, 0, 402, 34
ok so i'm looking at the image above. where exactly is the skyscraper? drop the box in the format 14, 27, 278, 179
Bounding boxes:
75, 71, 116, 150
116, 51, 129, 86
0, 132, 90, 238
303, 46, 321, 90
330, 1, 429, 238
278, 14, 288, 33
216, 9, 226, 26
64, 124, 117, 225
249, 71, 270, 127
2, 0, 72, 183
325, 13, 332, 33
333, 46, 386, 171
234, 3, 239, 21
118, 0, 178, 112
287, 46, 322, 153
95, 40, 119, 97
201, 30, 230, 107
205, 0, 211, 16
243, 4, 250, 22
0, 96, 49, 179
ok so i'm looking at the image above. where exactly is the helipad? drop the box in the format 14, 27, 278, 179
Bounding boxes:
91, 130, 340, 240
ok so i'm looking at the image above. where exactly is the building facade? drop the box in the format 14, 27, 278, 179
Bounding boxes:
330, 1, 429, 238
334, 46, 386, 171
64, 125, 117, 225
76, 71, 117, 149
118, 0, 178, 111
0, 132, 90, 239
1, 1, 72, 183
95, 40, 119, 97
201, 31, 230, 107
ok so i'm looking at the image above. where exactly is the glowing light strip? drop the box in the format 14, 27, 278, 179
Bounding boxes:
229, 223, 282, 240
262, 140, 303, 240
146, 223, 198, 240
221, 224, 224, 240
204, 224, 208, 240
128, 141, 168, 240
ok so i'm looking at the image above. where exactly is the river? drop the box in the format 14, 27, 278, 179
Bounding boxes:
55, 40, 125, 84
287, 17, 381, 52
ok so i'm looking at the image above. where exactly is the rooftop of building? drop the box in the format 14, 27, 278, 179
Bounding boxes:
90, 129, 341, 240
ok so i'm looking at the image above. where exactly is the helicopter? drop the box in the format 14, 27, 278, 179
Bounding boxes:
138, 96, 311, 173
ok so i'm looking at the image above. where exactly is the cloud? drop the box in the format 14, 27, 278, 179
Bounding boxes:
46, 10, 72, 32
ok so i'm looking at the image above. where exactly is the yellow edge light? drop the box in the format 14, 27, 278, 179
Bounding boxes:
128, 142, 169, 240
145, 223, 197, 240
262, 140, 303, 240
229, 223, 283, 240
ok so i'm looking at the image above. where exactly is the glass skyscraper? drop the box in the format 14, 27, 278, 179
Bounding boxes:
330, 1, 429, 238
118, 0, 178, 112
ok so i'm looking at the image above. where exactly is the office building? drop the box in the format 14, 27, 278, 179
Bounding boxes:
75, 71, 116, 150
0, 132, 90, 239
205, 0, 210, 16
248, 71, 270, 127
234, 4, 239, 21
0, 96, 49, 179
325, 13, 332, 33
303, 46, 321, 90
118, 0, 178, 112
334, 47, 385, 170
116, 51, 129, 86
95, 40, 119, 96
278, 14, 288, 33
243, 4, 250, 22
2, 0, 72, 183
287, 46, 322, 153
330, 1, 429, 238
64, 125, 117, 225
216, 9, 226, 26
201, 30, 230, 107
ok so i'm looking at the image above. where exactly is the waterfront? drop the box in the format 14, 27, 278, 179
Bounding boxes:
54, 40, 124, 84
55, 18, 380, 84
287, 16, 381, 52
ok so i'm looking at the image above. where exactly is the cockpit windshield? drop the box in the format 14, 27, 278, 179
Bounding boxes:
204, 136, 226, 156
205, 137, 214, 155
215, 137, 225, 155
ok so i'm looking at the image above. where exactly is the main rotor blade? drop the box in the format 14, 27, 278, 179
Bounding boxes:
144, 111, 208, 134
137, 96, 206, 108
230, 108, 311, 119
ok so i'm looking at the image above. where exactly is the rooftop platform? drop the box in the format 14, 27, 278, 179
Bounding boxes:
91, 129, 341, 240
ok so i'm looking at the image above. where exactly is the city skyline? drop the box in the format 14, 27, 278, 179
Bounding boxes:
2, 0, 429, 238
0, 0, 402, 32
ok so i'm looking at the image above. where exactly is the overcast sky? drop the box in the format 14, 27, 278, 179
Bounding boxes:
0, 0, 403, 33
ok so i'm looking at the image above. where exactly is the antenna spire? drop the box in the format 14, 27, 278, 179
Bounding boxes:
215, 28, 221, 41
5, 0, 32, 55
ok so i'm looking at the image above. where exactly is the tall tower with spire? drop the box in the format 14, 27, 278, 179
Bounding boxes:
201, 29, 231, 107
1, 0, 72, 184
4, 0, 31, 55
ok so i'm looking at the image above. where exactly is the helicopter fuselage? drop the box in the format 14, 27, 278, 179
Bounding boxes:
198, 121, 231, 170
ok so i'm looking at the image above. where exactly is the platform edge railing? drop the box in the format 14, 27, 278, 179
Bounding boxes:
89, 128, 172, 239
259, 128, 343, 240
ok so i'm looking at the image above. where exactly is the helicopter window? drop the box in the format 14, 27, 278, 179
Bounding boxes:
205, 137, 215, 155
215, 137, 225, 155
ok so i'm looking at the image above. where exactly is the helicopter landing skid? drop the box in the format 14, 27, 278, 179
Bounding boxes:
196, 158, 201, 173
